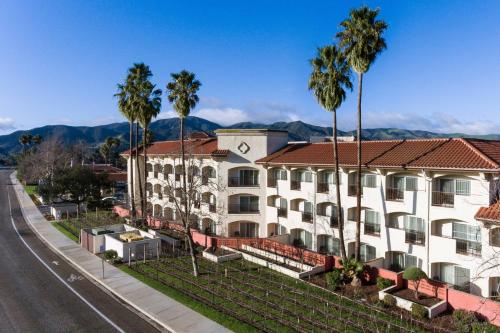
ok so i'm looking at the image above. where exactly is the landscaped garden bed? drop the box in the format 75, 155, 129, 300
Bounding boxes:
202, 247, 241, 263
122, 253, 451, 333
53, 210, 123, 241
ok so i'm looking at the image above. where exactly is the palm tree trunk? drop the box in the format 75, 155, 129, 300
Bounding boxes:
135, 122, 144, 220
129, 121, 136, 219
142, 126, 148, 224
355, 72, 363, 261
333, 111, 347, 260
180, 116, 199, 277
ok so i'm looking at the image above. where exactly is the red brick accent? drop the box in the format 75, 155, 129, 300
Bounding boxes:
113, 205, 131, 217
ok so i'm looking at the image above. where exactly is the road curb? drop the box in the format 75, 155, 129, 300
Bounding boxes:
10, 172, 230, 333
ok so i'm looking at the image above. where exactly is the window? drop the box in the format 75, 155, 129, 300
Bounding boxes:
389, 252, 418, 272
438, 263, 470, 291
455, 179, 471, 196
239, 196, 259, 212
361, 174, 377, 188
364, 210, 380, 235
404, 216, 425, 232
360, 244, 376, 262
278, 198, 287, 209
303, 201, 313, 213
239, 169, 259, 186
321, 172, 336, 184
452, 223, 481, 242
406, 177, 418, 191
299, 170, 313, 182
273, 169, 287, 180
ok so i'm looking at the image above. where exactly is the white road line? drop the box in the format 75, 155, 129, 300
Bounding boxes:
7, 191, 126, 333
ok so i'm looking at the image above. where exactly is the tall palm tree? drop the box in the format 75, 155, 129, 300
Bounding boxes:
166, 70, 201, 277
19, 133, 32, 155
309, 45, 352, 260
32, 135, 42, 145
119, 63, 154, 220
336, 6, 387, 261
115, 71, 138, 218
136, 80, 162, 220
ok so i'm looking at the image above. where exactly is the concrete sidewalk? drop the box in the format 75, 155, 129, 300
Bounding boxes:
10, 173, 231, 333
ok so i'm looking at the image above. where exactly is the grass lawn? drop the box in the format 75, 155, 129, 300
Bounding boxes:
24, 185, 38, 196
119, 265, 258, 333
52, 222, 79, 242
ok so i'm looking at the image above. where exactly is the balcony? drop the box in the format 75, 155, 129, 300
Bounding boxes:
302, 212, 313, 223
153, 171, 159, 178
317, 182, 329, 193
364, 223, 381, 236
330, 216, 339, 228
228, 177, 259, 187
208, 203, 216, 213
405, 230, 425, 245
456, 239, 482, 257
228, 204, 259, 214
432, 191, 454, 207
267, 178, 277, 188
290, 180, 301, 191
277, 207, 287, 218
348, 185, 362, 197
386, 187, 404, 201
175, 174, 181, 181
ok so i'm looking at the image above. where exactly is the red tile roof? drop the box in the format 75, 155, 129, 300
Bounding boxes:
256, 138, 500, 171
475, 201, 500, 224
122, 138, 226, 157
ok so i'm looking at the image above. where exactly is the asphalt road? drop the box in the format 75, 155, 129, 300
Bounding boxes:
0, 171, 161, 333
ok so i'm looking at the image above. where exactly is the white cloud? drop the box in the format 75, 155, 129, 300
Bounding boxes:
338, 111, 500, 135
0, 117, 15, 133
193, 108, 251, 125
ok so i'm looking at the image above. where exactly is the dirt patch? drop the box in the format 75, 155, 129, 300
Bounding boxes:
391, 288, 442, 307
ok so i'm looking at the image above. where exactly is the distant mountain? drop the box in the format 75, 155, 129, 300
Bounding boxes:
1, 116, 499, 157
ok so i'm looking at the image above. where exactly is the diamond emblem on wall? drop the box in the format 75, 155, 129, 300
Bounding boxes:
238, 142, 250, 154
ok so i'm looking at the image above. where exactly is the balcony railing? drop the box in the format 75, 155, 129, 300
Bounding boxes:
386, 187, 404, 201
277, 207, 287, 218
290, 180, 301, 191
228, 177, 259, 187
228, 204, 259, 214
302, 212, 313, 223
317, 182, 329, 193
456, 239, 482, 256
267, 178, 277, 188
348, 185, 362, 197
364, 223, 381, 236
432, 191, 454, 207
405, 230, 425, 245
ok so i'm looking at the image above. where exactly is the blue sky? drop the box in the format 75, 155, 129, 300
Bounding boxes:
0, 1, 499, 135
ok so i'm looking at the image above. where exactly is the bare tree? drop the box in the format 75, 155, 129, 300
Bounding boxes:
146, 148, 225, 276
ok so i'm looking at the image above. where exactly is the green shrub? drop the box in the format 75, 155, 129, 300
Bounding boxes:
376, 277, 394, 290
103, 249, 118, 261
472, 322, 499, 333
326, 269, 342, 290
411, 303, 427, 319
340, 258, 364, 282
453, 310, 478, 333
403, 266, 427, 299
367, 293, 380, 305
383, 294, 397, 308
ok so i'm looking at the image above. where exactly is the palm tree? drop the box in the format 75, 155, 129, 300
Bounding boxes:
115, 72, 137, 218
166, 70, 201, 277
309, 45, 352, 260
32, 135, 42, 145
136, 79, 162, 220
19, 133, 32, 155
336, 6, 387, 261
100, 137, 121, 164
